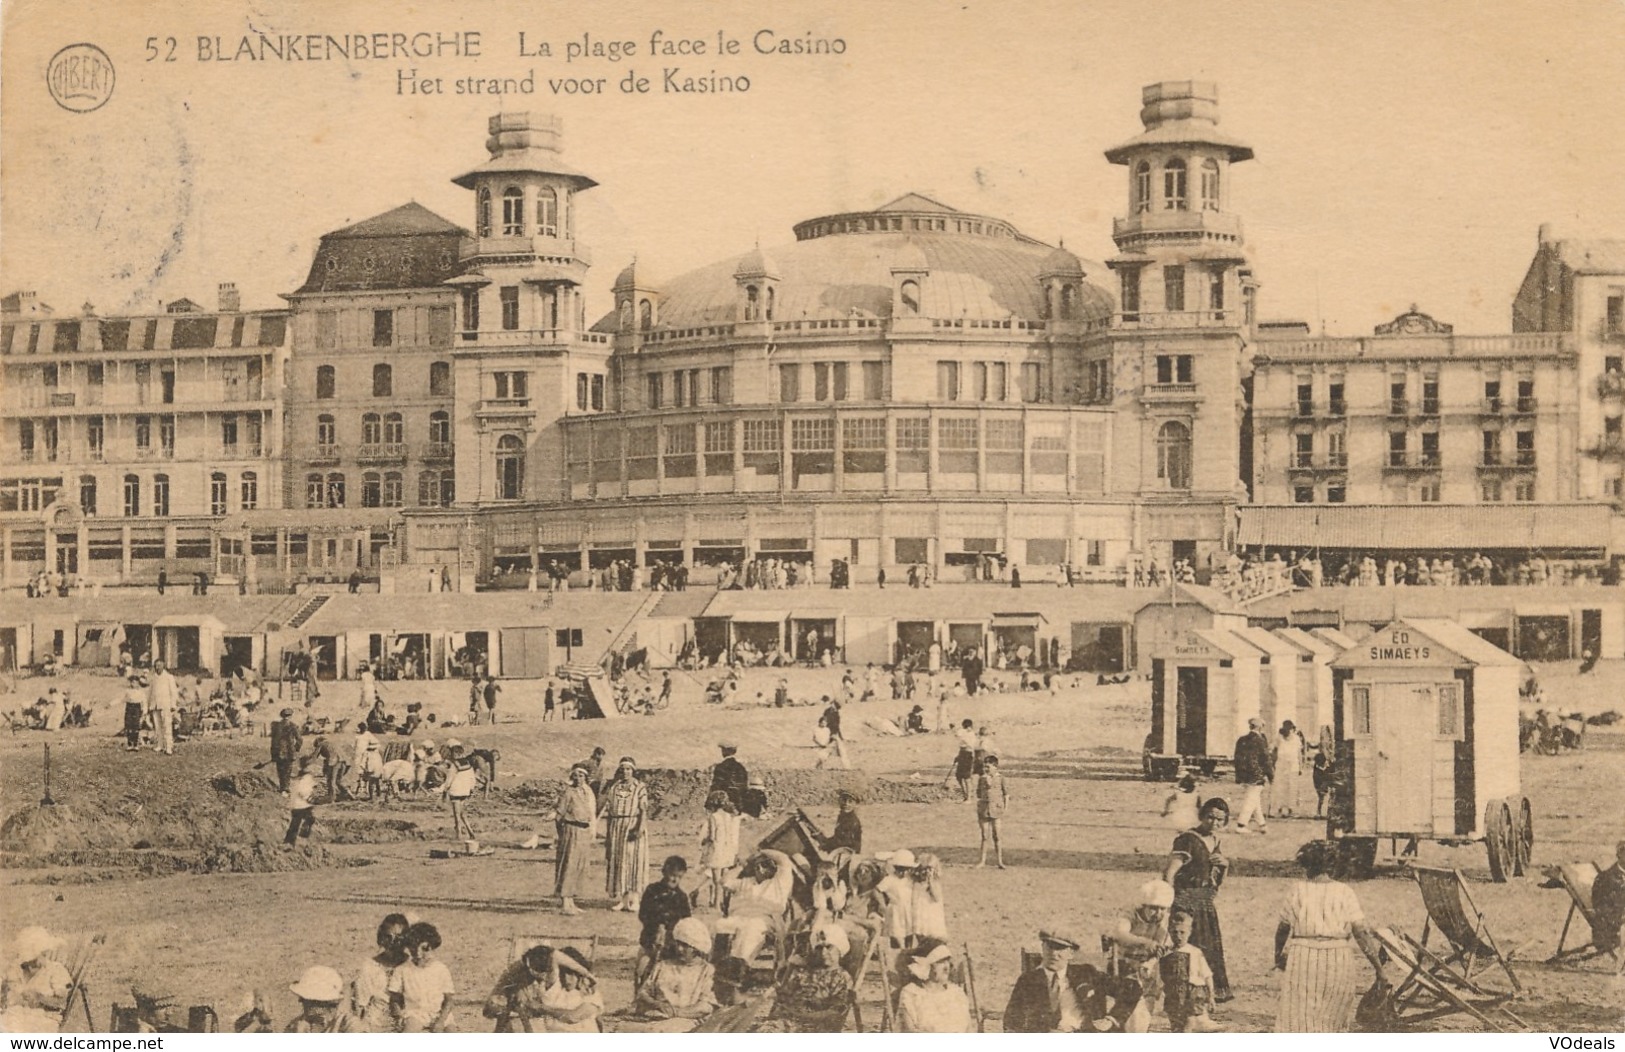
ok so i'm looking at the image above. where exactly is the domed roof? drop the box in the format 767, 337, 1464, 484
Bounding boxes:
733, 246, 779, 280
612, 258, 659, 293
1039, 243, 1085, 277
596, 196, 1110, 331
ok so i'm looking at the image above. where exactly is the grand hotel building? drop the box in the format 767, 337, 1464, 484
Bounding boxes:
3, 83, 1624, 590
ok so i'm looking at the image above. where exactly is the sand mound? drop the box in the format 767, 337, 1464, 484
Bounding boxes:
496, 767, 957, 822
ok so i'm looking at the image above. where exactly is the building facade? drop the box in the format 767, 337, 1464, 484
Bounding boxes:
0, 287, 287, 582
5, 81, 1624, 592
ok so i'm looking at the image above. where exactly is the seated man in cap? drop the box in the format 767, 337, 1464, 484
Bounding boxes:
286, 966, 356, 1033
1003, 928, 1141, 1034
634, 917, 717, 1026
718, 849, 796, 965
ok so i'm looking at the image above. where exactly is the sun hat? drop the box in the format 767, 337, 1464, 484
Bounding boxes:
289, 965, 345, 1003
1138, 880, 1176, 909
13, 926, 62, 964
908, 942, 954, 981
280, 708, 294, 718
671, 917, 711, 954
881, 848, 917, 869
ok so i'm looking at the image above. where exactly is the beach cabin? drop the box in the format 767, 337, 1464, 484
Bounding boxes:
1272, 627, 1340, 737
1134, 585, 1248, 670
1146, 628, 1263, 778
1230, 626, 1301, 734
1329, 618, 1531, 880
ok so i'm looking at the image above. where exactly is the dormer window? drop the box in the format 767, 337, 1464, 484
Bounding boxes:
477, 187, 492, 238
900, 280, 921, 315
1201, 159, 1221, 211
1134, 162, 1152, 214
501, 186, 524, 236
1162, 159, 1188, 211
537, 186, 558, 238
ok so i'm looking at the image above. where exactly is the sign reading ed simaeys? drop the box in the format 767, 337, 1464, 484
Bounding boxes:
1367, 630, 1432, 662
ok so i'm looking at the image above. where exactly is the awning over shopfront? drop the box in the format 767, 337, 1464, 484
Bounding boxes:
991, 613, 1047, 629
728, 610, 790, 624
1237, 505, 1610, 551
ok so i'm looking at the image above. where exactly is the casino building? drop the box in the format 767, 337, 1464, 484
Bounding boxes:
401, 81, 1261, 586
4, 81, 1624, 592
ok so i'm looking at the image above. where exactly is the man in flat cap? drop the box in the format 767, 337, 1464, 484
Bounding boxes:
1004, 929, 1086, 1032
709, 742, 748, 811
270, 707, 303, 793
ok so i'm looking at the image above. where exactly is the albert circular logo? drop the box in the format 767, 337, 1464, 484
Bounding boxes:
47, 43, 115, 113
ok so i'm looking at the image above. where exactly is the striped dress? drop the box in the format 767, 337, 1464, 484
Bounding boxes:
602, 777, 650, 897
1274, 878, 1366, 1032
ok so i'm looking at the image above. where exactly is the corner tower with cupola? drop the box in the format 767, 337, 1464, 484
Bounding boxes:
447, 113, 612, 507
1104, 81, 1258, 569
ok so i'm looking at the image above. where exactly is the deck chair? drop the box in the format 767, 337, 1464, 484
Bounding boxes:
1546, 862, 1625, 972
1411, 866, 1521, 997
1371, 926, 1524, 1032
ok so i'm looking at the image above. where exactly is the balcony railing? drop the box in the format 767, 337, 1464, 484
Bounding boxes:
1385, 451, 1441, 469
1479, 450, 1537, 469
1292, 403, 1314, 419
357, 442, 407, 462
423, 441, 454, 460
1112, 310, 1234, 329
49, 392, 75, 407
87, 446, 105, 462
1388, 399, 1409, 416
477, 397, 532, 413
309, 444, 341, 465
1512, 397, 1538, 414
1329, 400, 1346, 416
1142, 382, 1199, 400
217, 443, 264, 459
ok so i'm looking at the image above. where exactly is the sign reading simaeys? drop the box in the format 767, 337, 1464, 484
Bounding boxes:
1367, 630, 1433, 662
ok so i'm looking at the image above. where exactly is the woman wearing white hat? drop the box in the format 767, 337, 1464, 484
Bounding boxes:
1103, 880, 1174, 1031
1, 927, 72, 1033
286, 966, 355, 1033
634, 917, 717, 1028
897, 939, 973, 1032
874, 849, 919, 949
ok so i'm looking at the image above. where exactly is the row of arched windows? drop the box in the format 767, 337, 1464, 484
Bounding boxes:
476, 185, 566, 239
1134, 158, 1221, 214
741, 285, 776, 322
314, 361, 451, 400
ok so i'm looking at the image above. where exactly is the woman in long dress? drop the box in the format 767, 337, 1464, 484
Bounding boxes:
554, 765, 596, 916
1162, 797, 1233, 1001
1273, 721, 1307, 818
601, 756, 650, 911
1274, 840, 1383, 1032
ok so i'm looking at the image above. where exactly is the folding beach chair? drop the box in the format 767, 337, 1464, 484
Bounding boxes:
1546, 862, 1625, 972
1410, 866, 1521, 997
1370, 927, 1515, 1031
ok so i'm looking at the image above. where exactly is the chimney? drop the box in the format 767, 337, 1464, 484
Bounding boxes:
1537, 223, 1553, 247
218, 282, 241, 313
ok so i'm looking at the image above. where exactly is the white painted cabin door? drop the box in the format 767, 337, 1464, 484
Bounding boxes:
1372, 682, 1436, 834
